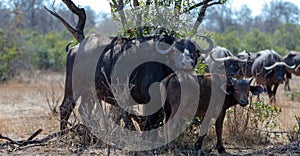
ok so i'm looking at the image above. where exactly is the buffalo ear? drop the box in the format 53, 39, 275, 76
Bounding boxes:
248, 77, 254, 84
296, 65, 300, 72
221, 83, 233, 95
250, 86, 263, 95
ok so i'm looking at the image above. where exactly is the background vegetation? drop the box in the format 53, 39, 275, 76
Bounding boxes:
0, 0, 299, 82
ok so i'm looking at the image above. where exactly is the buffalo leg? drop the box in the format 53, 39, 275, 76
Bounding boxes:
215, 110, 226, 153
194, 134, 207, 150
266, 85, 273, 101
270, 83, 279, 103
285, 72, 292, 91
143, 111, 161, 131
78, 92, 98, 129
60, 97, 76, 130
60, 49, 77, 130
284, 79, 291, 91
164, 108, 178, 152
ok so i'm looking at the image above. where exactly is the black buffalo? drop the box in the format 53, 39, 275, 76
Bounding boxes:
283, 51, 300, 91
60, 34, 213, 130
251, 49, 295, 101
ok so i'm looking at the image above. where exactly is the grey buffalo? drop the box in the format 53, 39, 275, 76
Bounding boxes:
60, 34, 213, 130
283, 51, 300, 91
236, 50, 260, 78
251, 49, 295, 101
160, 72, 263, 153
206, 46, 248, 78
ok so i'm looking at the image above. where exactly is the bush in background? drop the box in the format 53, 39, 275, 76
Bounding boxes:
225, 100, 282, 146
0, 29, 17, 81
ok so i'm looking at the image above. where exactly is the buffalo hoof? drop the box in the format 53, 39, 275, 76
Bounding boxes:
196, 149, 205, 156
194, 142, 201, 151
216, 144, 226, 154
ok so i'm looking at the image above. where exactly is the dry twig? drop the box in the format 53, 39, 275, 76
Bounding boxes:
0, 124, 88, 147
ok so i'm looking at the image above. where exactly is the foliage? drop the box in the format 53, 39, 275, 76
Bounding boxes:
242, 29, 273, 52
0, 29, 17, 81
195, 61, 208, 75
285, 89, 300, 101
225, 100, 282, 146
250, 100, 282, 129
288, 115, 300, 142
25, 30, 73, 70
273, 24, 300, 53
109, 0, 226, 38
211, 23, 300, 55
211, 27, 245, 54
0, 0, 299, 83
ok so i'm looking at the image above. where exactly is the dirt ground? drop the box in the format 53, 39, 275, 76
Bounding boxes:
0, 71, 299, 155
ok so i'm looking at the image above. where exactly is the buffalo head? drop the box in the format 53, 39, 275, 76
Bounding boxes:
221, 78, 263, 106
264, 62, 296, 83
209, 47, 248, 78
156, 36, 213, 71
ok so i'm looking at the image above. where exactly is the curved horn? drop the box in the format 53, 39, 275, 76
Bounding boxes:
264, 62, 295, 70
232, 57, 249, 62
209, 50, 232, 62
264, 62, 282, 70
195, 35, 214, 53
155, 37, 175, 55
209, 50, 248, 62
65, 41, 74, 53
283, 62, 296, 69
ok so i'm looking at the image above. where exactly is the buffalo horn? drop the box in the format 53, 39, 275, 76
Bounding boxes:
210, 50, 248, 62
264, 62, 296, 70
194, 35, 214, 53
155, 37, 175, 55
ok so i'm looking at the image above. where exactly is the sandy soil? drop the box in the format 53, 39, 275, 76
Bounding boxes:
0, 71, 299, 155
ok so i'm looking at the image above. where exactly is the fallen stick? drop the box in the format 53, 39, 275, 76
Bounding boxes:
0, 125, 78, 147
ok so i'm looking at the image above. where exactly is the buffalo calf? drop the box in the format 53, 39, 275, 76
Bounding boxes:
161, 72, 263, 153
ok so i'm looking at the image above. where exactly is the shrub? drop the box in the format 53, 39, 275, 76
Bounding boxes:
288, 115, 300, 142
285, 89, 300, 101
225, 100, 282, 146
28, 31, 73, 70
0, 29, 17, 81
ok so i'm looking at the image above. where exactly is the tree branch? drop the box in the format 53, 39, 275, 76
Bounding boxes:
0, 124, 91, 147
44, 0, 86, 42
112, 0, 127, 29
192, 0, 224, 33
133, 0, 143, 37
184, 0, 222, 13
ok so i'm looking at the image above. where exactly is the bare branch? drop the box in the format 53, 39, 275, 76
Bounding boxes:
133, 0, 142, 37
184, 0, 223, 13
111, 0, 127, 29
192, 0, 224, 33
0, 124, 93, 147
44, 0, 86, 42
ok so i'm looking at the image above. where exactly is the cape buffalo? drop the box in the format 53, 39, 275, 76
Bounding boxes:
60, 34, 213, 130
160, 72, 263, 153
283, 51, 300, 91
251, 49, 295, 101
206, 46, 248, 78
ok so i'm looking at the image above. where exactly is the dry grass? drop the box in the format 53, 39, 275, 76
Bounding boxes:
0, 71, 299, 155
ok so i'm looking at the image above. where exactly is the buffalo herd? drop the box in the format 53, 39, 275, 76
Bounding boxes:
59, 34, 300, 154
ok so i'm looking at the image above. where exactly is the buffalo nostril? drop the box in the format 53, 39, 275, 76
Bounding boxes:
239, 99, 248, 106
